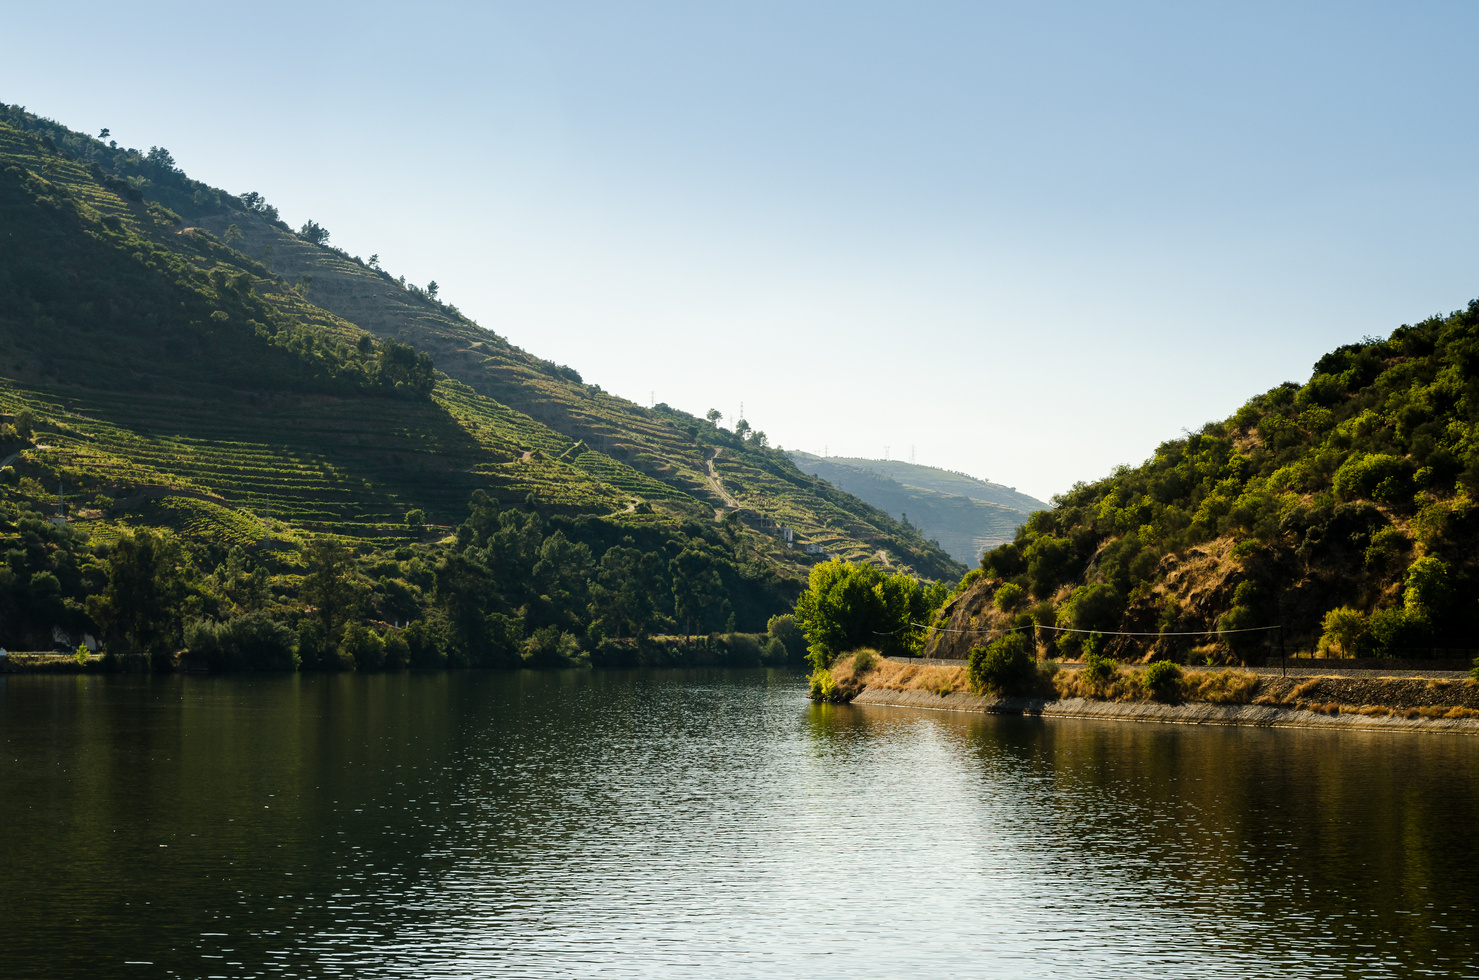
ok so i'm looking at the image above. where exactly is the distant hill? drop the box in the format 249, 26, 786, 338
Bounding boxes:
788, 452, 1049, 564
0, 103, 964, 659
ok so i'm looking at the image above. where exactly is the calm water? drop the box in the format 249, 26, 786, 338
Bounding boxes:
2, 670, 1478, 979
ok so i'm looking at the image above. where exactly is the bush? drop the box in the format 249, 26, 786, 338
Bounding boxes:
767, 613, 807, 662
1368, 607, 1431, 654
723, 632, 762, 665
994, 582, 1026, 612
967, 632, 1036, 696
1317, 606, 1367, 658
850, 648, 878, 673
809, 667, 842, 701
403, 618, 448, 667
343, 622, 385, 671
186, 612, 298, 671
383, 629, 411, 670
1141, 660, 1183, 701
523, 626, 582, 667
760, 636, 789, 665
1081, 650, 1121, 692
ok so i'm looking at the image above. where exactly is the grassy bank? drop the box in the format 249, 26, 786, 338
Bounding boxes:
812, 650, 1479, 719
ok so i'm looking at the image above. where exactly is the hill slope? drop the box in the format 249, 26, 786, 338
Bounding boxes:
789, 452, 1048, 564
0, 103, 962, 659
932, 306, 1479, 664
0, 104, 960, 583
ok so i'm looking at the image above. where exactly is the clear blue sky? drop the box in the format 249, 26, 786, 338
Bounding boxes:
6, 1, 1479, 500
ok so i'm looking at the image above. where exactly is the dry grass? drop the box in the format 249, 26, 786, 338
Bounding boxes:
1052, 665, 1258, 705
821, 650, 970, 701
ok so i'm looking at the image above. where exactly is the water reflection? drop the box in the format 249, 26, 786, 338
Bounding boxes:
1, 671, 1476, 978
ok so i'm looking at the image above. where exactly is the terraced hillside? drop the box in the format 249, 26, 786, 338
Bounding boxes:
0, 103, 961, 584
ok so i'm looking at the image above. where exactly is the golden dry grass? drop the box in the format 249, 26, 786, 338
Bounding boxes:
827, 651, 969, 699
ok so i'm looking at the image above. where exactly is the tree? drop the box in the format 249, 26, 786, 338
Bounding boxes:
735, 418, 752, 440
670, 546, 726, 641
706, 409, 722, 426
427, 280, 439, 300
750, 430, 769, 448
302, 538, 355, 651
793, 559, 933, 668
1318, 606, 1367, 658
222, 223, 243, 248
87, 529, 188, 655
299, 220, 330, 245
98, 128, 109, 139
368, 253, 380, 269
590, 546, 665, 640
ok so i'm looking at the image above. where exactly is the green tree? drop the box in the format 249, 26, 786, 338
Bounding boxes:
427, 280, 439, 300
706, 409, 722, 426
670, 546, 727, 641
299, 219, 330, 245
590, 546, 665, 640
1318, 606, 1368, 658
793, 559, 931, 668
302, 538, 355, 652
87, 529, 187, 655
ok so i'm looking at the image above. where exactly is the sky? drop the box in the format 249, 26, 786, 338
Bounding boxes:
6, 1, 1479, 501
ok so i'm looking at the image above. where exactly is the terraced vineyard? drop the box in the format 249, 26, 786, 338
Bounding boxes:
0, 104, 963, 586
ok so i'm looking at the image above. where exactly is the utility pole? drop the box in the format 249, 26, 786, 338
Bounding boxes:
910, 445, 916, 465
884, 445, 890, 461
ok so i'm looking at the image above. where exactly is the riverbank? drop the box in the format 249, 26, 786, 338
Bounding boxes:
818, 653, 1479, 735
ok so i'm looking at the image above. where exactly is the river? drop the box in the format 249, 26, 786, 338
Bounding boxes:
1, 669, 1477, 978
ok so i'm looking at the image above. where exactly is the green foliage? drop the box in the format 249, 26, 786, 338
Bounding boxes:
808, 667, 842, 701
186, 612, 298, 671
793, 558, 941, 668
1140, 660, 1183, 701
343, 622, 386, 670
87, 529, 188, 655
1368, 607, 1430, 653
1081, 650, 1121, 692
1317, 606, 1367, 658
766, 613, 807, 662
967, 632, 1036, 696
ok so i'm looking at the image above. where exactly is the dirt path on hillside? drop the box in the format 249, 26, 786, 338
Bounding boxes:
704, 448, 738, 517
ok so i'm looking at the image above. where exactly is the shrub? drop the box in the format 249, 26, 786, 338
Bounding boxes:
187, 612, 298, 671
1368, 607, 1431, 654
809, 667, 842, 701
343, 622, 386, 671
383, 629, 410, 670
1081, 650, 1121, 692
766, 613, 806, 662
1317, 606, 1367, 658
1141, 660, 1183, 702
760, 636, 789, 665
723, 632, 762, 665
851, 648, 878, 673
523, 626, 582, 667
994, 582, 1026, 612
0, 466, 15, 486
967, 632, 1036, 696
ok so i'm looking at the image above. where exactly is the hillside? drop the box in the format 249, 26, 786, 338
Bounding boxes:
0, 103, 962, 662
932, 306, 1479, 664
789, 452, 1048, 564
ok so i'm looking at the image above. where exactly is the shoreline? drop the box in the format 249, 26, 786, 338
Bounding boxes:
849, 685, 1479, 735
